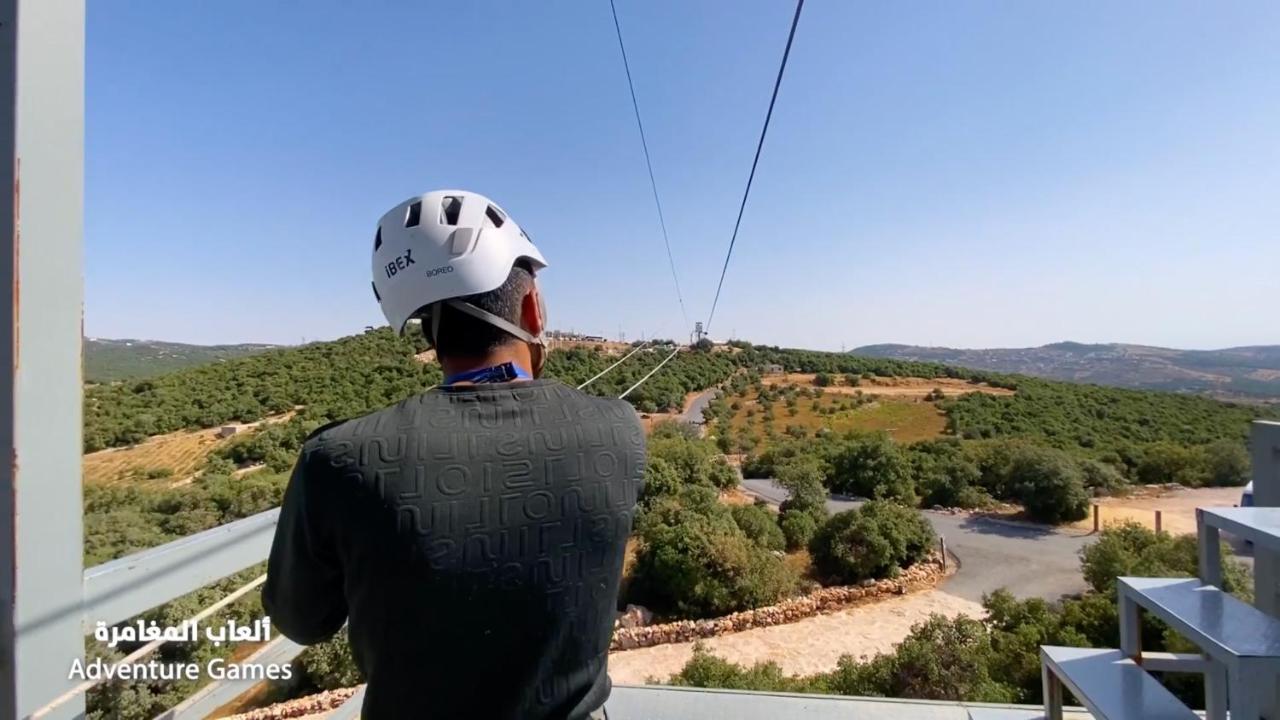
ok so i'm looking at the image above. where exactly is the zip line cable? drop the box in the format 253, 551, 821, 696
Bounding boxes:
619, 347, 680, 399
608, 0, 690, 332
577, 339, 652, 390
705, 0, 805, 333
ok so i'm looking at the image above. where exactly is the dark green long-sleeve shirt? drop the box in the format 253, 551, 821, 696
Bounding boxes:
263, 380, 644, 719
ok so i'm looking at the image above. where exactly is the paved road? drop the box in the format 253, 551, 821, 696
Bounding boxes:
681, 389, 717, 426
741, 478, 1092, 602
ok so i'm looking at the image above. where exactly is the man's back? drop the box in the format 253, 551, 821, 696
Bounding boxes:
264, 379, 645, 719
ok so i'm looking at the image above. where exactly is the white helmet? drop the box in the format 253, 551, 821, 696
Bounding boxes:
371, 190, 548, 345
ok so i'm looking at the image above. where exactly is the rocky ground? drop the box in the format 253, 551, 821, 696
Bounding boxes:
607, 588, 986, 684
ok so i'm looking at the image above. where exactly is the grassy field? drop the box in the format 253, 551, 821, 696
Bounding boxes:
729, 393, 946, 444
724, 374, 1013, 446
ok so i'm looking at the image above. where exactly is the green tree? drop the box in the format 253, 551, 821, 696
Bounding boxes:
731, 504, 786, 552
1008, 446, 1090, 524
827, 433, 916, 503
1080, 522, 1251, 598
1201, 439, 1250, 487
639, 456, 682, 508
632, 487, 797, 617
1136, 442, 1206, 486
775, 457, 829, 521
809, 501, 936, 584
780, 511, 818, 551
707, 457, 740, 490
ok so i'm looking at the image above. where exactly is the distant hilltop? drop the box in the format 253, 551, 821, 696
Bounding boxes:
85, 338, 282, 383
853, 342, 1280, 402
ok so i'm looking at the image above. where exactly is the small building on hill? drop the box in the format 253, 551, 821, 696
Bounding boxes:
216, 426, 238, 439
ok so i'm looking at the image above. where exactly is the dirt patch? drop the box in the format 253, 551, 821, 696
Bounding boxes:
607, 588, 984, 684
83, 411, 296, 487
719, 487, 758, 507
763, 373, 1013, 398
1069, 486, 1246, 536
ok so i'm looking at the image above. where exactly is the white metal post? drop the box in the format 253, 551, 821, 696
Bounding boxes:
0, 1, 86, 718
1252, 421, 1280, 612
1247, 420, 1280, 720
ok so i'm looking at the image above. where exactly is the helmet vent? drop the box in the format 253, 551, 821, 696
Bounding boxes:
485, 205, 506, 228
440, 196, 462, 226
374, 227, 382, 250
404, 201, 422, 228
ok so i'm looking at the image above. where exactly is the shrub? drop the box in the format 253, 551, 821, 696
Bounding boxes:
707, 457, 740, 490
826, 614, 1017, 702
632, 488, 797, 618
813, 373, 832, 387
1135, 442, 1205, 487
827, 433, 916, 503
809, 501, 936, 584
1077, 458, 1126, 494
1202, 439, 1250, 487
779, 510, 818, 551
648, 434, 714, 487
640, 456, 682, 507
296, 628, 364, 690
731, 504, 786, 552
1080, 522, 1251, 598
907, 440, 988, 509
1008, 446, 1090, 524
668, 644, 829, 693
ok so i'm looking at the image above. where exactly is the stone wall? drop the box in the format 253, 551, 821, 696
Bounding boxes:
610, 556, 945, 651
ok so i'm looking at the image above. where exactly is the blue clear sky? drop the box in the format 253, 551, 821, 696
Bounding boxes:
87, 1, 1279, 350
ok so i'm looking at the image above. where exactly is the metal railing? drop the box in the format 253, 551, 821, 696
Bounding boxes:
76, 509, 290, 718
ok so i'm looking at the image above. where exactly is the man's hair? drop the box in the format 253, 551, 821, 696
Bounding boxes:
429, 263, 535, 358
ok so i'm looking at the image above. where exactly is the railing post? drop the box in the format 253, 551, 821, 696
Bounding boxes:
1250, 421, 1280, 615
1154, 509, 1162, 534
0, 1, 86, 718
1248, 420, 1280, 720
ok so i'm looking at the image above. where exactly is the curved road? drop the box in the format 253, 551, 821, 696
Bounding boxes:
681, 389, 717, 426
740, 478, 1092, 602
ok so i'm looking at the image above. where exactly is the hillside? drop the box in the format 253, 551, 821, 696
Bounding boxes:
82, 329, 739, 451
79, 334, 1279, 719
854, 342, 1280, 401
85, 338, 280, 382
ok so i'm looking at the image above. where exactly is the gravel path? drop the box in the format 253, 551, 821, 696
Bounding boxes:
607, 589, 985, 684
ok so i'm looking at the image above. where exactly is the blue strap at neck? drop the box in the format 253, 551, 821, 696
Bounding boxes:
444, 362, 532, 386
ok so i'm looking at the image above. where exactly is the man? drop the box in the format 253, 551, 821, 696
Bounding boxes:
264, 190, 644, 720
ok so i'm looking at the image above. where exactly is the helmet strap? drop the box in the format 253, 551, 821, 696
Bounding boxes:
426, 299, 545, 377
444, 299, 541, 345
429, 301, 444, 347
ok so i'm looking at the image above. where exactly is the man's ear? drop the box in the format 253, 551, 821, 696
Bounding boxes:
521, 284, 545, 337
